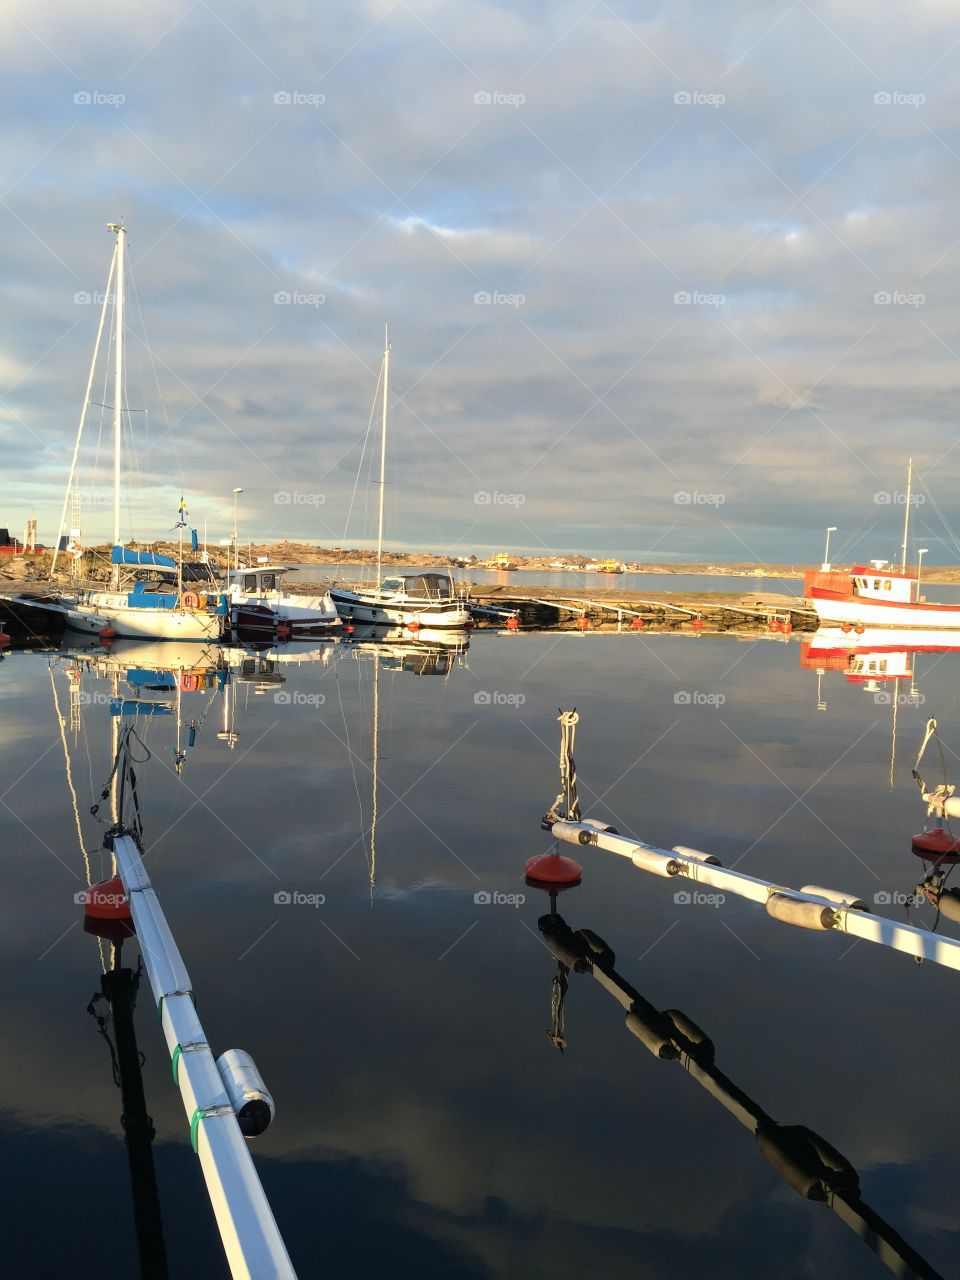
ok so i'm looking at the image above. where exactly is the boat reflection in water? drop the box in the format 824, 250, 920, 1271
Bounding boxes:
537, 906, 942, 1280
341, 623, 469, 677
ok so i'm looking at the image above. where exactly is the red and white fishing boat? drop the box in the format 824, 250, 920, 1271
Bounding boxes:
803, 563, 960, 632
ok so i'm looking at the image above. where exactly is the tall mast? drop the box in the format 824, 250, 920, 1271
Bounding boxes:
110, 223, 126, 588
375, 326, 390, 588
899, 456, 913, 574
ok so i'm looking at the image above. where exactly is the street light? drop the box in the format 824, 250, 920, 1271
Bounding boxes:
917, 547, 929, 602
822, 526, 837, 571
232, 487, 243, 574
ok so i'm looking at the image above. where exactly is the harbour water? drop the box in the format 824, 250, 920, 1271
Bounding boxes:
2, 629, 958, 1277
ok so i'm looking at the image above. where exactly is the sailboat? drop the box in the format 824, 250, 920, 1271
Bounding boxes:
805, 459, 960, 631
8, 224, 227, 641
330, 331, 471, 629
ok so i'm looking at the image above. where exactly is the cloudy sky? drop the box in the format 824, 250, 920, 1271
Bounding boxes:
3, 0, 960, 563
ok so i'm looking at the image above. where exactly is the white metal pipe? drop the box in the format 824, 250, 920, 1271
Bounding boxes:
551, 820, 960, 975
111, 835, 296, 1277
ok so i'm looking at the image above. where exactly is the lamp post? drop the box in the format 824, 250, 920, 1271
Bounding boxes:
232, 487, 243, 574
822, 526, 837, 571
917, 547, 929, 603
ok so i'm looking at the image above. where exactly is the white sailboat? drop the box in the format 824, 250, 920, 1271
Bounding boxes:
330, 331, 471, 630
11, 224, 226, 641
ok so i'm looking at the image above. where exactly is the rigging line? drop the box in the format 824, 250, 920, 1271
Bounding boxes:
49, 665, 106, 974
126, 262, 186, 497
340, 356, 384, 576
913, 475, 960, 557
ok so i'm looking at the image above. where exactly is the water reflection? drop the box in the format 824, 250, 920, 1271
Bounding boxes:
538, 906, 942, 1280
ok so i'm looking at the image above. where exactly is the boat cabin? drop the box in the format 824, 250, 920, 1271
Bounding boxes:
378, 572, 457, 600
846, 652, 913, 682
229, 565, 292, 597
848, 564, 915, 604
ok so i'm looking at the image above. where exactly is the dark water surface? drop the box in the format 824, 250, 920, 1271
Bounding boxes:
1, 629, 958, 1278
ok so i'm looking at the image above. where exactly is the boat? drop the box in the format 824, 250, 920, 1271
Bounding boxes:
7, 224, 227, 641
226, 563, 340, 639
805, 460, 959, 631
491, 553, 518, 572
329, 332, 470, 629
598, 559, 624, 574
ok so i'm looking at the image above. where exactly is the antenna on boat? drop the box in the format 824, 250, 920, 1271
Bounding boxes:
900, 456, 913, 574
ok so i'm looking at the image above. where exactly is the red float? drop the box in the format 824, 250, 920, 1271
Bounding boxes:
525, 851, 583, 886
912, 828, 960, 864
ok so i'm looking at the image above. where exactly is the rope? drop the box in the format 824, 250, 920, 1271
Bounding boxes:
547, 962, 569, 1052
913, 718, 955, 816
543, 709, 581, 826
92, 725, 152, 844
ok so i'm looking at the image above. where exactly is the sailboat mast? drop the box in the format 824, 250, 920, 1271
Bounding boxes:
375, 327, 389, 588
111, 223, 126, 589
899, 457, 913, 574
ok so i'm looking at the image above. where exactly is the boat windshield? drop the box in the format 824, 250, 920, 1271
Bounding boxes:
380, 577, 404, 593
403, 573, 454, 599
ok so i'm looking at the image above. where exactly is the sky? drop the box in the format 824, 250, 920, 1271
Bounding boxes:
3, 1, 960, 564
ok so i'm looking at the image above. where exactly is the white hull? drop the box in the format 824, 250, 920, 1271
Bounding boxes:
68, 595, 221, 641
330, 589, 470, 629
812, 596, 960, 630
231, 592, 340, 635
809, 626, 960, 654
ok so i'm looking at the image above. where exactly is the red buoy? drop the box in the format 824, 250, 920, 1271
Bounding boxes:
99, 626, 117, 642
407, 620, 421, 632
783, 621, 793, 634
691, 618, 704, 631
854, 623, 865, 635
0, 631, 10, 649
344, 623, 354, 635
576, 616, 589, 630
841, 622, 852, 634
769, 619, 781, 632
912, 828, 960, 863
506, 616, 520, 630
276, 621, 292, 640
525, 851, 583, 886
81, 876, 132, 921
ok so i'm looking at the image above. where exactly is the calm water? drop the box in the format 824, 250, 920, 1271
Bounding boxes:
1, 629, 959, 1277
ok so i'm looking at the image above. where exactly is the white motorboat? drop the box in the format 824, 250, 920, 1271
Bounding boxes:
226, 563, 340, 638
